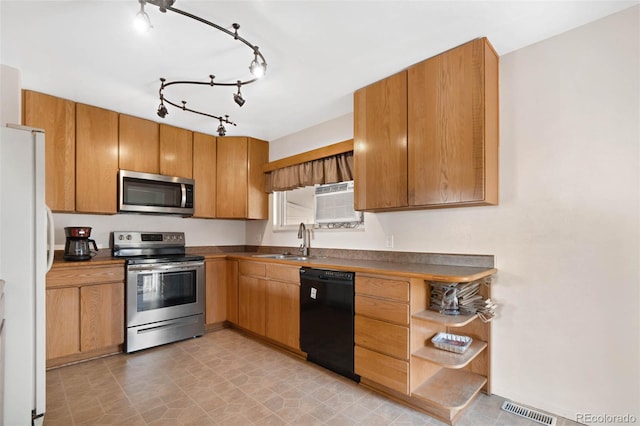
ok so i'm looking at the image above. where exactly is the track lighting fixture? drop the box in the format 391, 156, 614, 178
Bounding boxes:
233, 81, 245, 107
249, 47, 266, 78
156, 102, 168, 118
134, 0, 152, 32
135, 0, 268, 135
217, 121, 226, 137
217, 115, 234, 137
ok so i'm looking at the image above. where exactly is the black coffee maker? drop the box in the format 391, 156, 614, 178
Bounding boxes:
64, 227, 98, 261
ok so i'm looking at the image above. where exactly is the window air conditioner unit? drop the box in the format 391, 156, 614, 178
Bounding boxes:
314, 181, 362, 224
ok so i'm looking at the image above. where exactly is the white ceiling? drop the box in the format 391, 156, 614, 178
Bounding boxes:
1, 1, 637, 141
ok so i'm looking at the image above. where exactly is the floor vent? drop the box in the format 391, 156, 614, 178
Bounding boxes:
501, 400, 557, 426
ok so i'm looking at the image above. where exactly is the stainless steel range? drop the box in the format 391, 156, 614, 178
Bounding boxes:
112, 231, 205, 353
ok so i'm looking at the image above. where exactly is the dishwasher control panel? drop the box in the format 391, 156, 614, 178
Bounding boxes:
300, 267, 354, 282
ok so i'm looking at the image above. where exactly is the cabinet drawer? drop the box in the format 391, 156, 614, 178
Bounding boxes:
239, 261, 266, 277
47, 265, 124, 288
355, 315, 409, 360
356, 276, 409, 302
266, 264, 299, 283
355, 294, 409, 325
355, 345, 408, 394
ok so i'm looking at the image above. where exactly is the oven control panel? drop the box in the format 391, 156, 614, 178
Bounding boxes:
112, 231, 185, 249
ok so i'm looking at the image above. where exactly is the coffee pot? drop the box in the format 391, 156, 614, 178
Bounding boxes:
64, 227, 98, 261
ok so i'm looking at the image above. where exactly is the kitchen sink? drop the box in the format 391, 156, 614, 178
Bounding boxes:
251, 254, 312, 261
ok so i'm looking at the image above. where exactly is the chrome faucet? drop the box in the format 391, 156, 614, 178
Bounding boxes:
297, 222, 309, 256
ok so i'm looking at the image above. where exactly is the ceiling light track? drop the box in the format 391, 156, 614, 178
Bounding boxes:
137, 0, 268, 136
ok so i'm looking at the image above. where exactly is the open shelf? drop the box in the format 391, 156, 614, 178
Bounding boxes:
412, 309, 477, 327
412, 369, 487, 409
413, 340, 487, 368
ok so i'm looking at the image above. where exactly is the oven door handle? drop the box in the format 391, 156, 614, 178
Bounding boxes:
128, 262, 204, 273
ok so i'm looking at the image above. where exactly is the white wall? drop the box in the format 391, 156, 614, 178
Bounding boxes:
53, 213, 246, 251
249, 6, 640, 422
0, 64, 21, 126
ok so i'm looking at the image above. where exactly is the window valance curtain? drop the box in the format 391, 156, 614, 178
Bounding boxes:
264, 151, 354, 193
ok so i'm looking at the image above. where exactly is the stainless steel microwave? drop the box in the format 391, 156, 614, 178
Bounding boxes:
118, 170, 194, 216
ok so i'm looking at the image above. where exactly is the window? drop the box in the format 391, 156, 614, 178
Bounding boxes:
274, 186, 315, 227
273, 181, 363, 230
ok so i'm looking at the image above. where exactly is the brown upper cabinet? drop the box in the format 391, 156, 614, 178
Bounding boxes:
216, 137, 269, 219
192, 132, 217, 218
354, 37, 499, 211
118, 114, 160, 174
22, 90, 268, 219
22, 90, 76, 212
160, 124, 193, 179
75, 103, 118, 214
353, 71, 408, 210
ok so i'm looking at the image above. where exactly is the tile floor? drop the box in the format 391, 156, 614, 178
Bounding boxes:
45, 329, 580, 425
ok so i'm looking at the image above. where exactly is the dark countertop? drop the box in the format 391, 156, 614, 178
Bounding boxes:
209, 252, 496, 282
50, 248, 496, 282
50, 250, 124, 269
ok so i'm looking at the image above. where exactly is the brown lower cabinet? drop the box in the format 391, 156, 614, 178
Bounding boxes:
355, 273, 411, 393
46, 264, 124, 368
238, 261, 267, 335
235, 260, 300, 351
226, 260, 239, 324
355, 271, 492, 425
265, 264, 300, 350
204, 259, 227, 327
45, 256, 493, 424
46, 287, 79, 360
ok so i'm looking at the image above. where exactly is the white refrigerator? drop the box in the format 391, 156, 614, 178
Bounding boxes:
0, 124, 54, 425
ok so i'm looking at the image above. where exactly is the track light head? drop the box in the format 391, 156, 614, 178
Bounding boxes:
217, 120, 226, 136
156, 0, 175, 13
233, 81, 245, 107
157, 103, 168, 118
134, 0, 153, 32
233, 93, 245, 107
249, 47, 266, 78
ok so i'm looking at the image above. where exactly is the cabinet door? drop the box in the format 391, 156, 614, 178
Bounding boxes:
119, 114, 159, 173
193, 132, 217, 218
75, 103, 118, 213
353, 71, 408, 210
160, 124, 193, 178
216, 137, 248, 218
80, 282, 124, 352
247, 138, 269, 219
266, 279, 299, 350
46, 287, 80, 359
408, 37, 498, 206
22, 90, 75, 212
238, 274, 266, 335
205, 259, 227, 325
226, 260, 239, 324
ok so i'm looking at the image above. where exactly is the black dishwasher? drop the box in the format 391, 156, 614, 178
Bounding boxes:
299, 267, 360, 382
